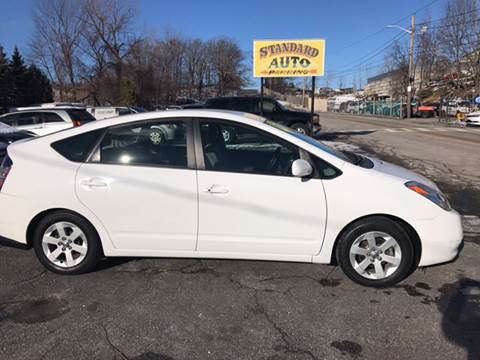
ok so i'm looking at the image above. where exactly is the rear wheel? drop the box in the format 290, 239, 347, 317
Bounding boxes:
33, 212, 102, 275
336, 217, 414, 287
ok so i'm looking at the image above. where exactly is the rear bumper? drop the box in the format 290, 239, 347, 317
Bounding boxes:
0, 193, 33, 245
411, 210, 463, 266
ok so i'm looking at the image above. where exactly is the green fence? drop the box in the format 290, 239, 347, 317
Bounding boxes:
359, 101, 404, 118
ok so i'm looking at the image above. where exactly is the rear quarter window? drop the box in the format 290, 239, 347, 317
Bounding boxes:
51, 129, 103, 162
66, 110, 96, 124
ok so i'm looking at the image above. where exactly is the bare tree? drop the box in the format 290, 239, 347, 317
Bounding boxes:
31, 0, 84, 100
81, 0, 139, 104
207, 37, 247, 96
437, 0, 476, 97
416, 16, 438, 96
384, 40, 409, 99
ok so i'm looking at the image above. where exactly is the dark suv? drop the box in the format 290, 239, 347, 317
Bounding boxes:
201, 96, 321, 136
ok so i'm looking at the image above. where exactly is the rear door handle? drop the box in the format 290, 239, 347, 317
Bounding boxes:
81, 177, 109, 189
203, 185, 229, 194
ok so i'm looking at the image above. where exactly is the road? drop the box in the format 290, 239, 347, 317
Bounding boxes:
0, 113, 479, 360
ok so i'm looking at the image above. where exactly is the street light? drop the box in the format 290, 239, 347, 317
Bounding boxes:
385, 24, 412, 34
385, 17, 424, 119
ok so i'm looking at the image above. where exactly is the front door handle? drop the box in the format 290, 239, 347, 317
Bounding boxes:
203, 185, 230, 194
81, 177, 109, 189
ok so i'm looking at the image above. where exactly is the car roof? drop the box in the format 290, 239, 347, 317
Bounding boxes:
0, 109, 70, 116
208, 96, 272, 101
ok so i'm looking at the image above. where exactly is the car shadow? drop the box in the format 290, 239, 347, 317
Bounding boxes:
438, 277, 480, 360
0, 236, 30, 250
314, 130, 376, 141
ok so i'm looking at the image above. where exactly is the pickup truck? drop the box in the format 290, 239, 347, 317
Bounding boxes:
191, 96, 321, 136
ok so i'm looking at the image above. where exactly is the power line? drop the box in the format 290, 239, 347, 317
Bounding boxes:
332, 0, 441, 54
417, 8, 479, 26
332, 32, 407, 74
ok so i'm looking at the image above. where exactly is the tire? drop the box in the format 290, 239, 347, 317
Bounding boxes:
33, 211, 103, 275
336, 216, 415, 287
290, 122, 310, 135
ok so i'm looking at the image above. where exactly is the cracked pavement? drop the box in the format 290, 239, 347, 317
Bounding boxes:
1, 112, 479, 359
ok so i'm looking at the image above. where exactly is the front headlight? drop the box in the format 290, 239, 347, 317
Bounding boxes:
405, 181, 452, 211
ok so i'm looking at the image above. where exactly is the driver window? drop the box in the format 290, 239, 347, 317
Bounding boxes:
262, 99, 277, 113
199, 120, 299, 176
95, 120, 187, 168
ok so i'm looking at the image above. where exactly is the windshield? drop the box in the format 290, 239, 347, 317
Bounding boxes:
0, 122, 17, 133
265, 120, 352, 163
275, 101, 288, 111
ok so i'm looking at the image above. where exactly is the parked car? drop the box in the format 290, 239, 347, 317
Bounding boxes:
346, 101, 360, 114
0, 122, 35, 144
440, 100, 472, 117
0, 104, 95, 136
466, 111, 480, 126
413, 103, 439, 118
0, 122, 34, 163
87, 106, 142, 120
0, 110, 462, 287
202, 96, 321, 135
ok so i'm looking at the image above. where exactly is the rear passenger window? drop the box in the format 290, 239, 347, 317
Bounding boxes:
95, 120, 188, 168
207, 99, 231, 110
16, 113, 41, 126
51, 130, 103, 162
42, 112, 64, 123
231, 98, 254, 113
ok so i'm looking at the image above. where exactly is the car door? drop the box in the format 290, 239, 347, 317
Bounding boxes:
195, 118, 327, 256
75, 118, 198, 252
5, 112, 44, 134
40, 112, 71, 135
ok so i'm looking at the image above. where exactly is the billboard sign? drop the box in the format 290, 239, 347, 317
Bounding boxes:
253, 39, 325, 78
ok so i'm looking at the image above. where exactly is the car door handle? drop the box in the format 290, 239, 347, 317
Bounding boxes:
203, 185, 229, 194
81, 178, 109, 189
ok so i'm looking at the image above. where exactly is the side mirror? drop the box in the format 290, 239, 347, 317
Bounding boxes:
292, 159, 313, 178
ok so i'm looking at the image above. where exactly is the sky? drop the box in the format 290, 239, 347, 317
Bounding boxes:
0, 0, 445, 89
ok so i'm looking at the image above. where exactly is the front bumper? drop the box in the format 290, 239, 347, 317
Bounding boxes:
312, 124, 322, 134
466, 118, 480, 125
411, 209, 463, 266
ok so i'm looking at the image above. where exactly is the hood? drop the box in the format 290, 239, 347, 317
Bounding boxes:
284, 109, 316, 118
369, 157, 439, 190
0, 131, 35, 144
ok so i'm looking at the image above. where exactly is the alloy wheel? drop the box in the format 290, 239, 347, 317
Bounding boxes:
349, 231, 402, 280
41, 222, 88, 268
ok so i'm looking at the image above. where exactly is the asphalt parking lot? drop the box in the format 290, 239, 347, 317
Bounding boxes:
1, 113, 479, 360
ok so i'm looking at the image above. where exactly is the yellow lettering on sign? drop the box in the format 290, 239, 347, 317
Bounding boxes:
253, 39, 325, 78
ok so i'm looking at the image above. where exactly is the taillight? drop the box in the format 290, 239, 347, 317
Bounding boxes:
72, 120, 82, 127
0, 155, 12, 192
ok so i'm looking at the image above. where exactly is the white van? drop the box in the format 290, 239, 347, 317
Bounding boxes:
87, 107, 140, 120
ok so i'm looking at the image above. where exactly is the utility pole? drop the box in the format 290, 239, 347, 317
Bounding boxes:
407, 15, 415, 119
387, 16, 419, 118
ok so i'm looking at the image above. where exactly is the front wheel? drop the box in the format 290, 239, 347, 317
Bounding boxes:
33, 212, 103, 275
336, 217, 414, 287
290, 122, 309, 135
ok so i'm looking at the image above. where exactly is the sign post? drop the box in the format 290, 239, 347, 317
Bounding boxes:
310, 76, 316, 128
253, 39, 325, 134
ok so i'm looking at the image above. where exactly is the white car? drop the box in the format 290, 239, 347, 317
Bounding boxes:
0, 110, 463, 287
0, 107, 96, 136
466, 111, 480, 126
